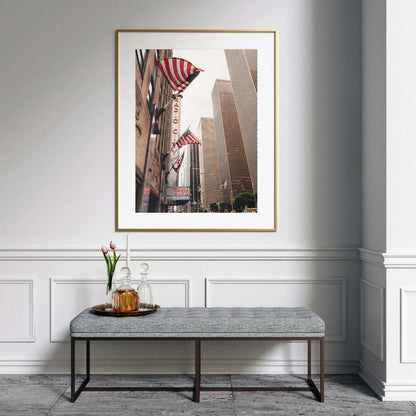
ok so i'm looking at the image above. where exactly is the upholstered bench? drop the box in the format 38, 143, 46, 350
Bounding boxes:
70, 307, 325, 403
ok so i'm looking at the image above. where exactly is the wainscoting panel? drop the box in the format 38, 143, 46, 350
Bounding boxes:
49, 277, 190, 342
50, 278, 105, 343
205, 277, 347, 342
0, 279, 34, 342
0, 252, 360, 374
400, 289, 416, 363
360, 279, 384, 361
148, 279, 190, 307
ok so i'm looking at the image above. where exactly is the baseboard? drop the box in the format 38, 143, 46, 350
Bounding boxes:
359, 361, 385, 399
0, 358, 359, 375
359, 361, 416, 401
382, 384, 416, 401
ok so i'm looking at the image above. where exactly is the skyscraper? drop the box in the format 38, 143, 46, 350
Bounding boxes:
225, 49, 258, 193
189, 143, 201, 212
211, 79, 253, 203
199, 117, 221, 211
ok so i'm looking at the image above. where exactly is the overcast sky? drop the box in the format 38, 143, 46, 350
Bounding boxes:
172, 49, 230, 137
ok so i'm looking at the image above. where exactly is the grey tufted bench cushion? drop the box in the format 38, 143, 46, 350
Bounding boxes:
70, 306, 325, 404
70, 307, 325, 339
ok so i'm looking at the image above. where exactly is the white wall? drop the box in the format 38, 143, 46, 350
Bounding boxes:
361, 0, 416, 401
361, 0, 386, 254
360, 0, 387, 394
0, 0, 362, 375
385, 0, 416, 400
386, 0, 416, 252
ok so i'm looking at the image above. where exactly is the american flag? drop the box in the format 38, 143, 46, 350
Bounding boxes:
175, 129, 201, 149
157, 58, 202, 95
173, 153, 184, 173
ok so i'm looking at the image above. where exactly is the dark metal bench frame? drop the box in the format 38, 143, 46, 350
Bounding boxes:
70, 336, 324, 403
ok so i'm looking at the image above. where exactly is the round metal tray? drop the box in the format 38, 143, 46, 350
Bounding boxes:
91, 304, 160, 317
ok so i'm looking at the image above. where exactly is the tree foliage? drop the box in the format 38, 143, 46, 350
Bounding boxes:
209, 201, 232, 212
209, 192, 257, 213
234, 192, 256, 212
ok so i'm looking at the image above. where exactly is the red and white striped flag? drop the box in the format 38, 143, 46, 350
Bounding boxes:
172, 153, 185, 173
175, 129, 201, 149
157, 58, 203, 95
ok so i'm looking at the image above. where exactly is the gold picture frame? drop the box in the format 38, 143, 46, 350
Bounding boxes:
116, 29, 277, 231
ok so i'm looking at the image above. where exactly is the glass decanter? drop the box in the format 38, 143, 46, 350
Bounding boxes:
137, 263, 154, 308
112, 266, 139, 312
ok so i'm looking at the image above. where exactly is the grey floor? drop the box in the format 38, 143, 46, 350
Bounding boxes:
1, 374, 415, 415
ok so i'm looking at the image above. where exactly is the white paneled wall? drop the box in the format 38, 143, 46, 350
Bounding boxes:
50, 277, 190, 342
360, 279, 384, 361
0, 0, 362, 378
0, 249, 360, 374
0, 279, 34, 343
359, 251, 416, 400
206, 277, 346, 342
50, 278, 107, 343
400, 289, 416, 364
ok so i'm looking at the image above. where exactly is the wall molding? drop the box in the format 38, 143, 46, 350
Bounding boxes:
50, 277, 191, 342
7, 246, 416, 266
360, 361, 416, 401
0, 247, 359, 261
400, 289, 416, 363
360, 279, 384, 361
147, 279, 191, 307
359, 248, 385, 266
206, 276, 347, 342
360, 248, 416, 268
359, 361, 385, 400
383, 383, 416, 401
0, 279, 34, 343
50, 278, 105, 343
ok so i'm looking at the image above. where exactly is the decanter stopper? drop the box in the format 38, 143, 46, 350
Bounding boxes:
140, 263, 149, 275
120, 266, 131, 280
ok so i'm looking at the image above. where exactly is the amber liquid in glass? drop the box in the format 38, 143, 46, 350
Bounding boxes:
112, 289, 139, 312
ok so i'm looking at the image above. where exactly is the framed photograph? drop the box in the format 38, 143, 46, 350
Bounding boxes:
116, 29, 277, 231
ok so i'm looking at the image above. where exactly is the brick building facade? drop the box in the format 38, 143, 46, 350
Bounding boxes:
135, 49, 173, 212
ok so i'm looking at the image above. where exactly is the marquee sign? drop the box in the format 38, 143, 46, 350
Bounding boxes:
165, 186, 190, 201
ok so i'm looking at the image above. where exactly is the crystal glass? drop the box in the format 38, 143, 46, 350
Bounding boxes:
137, 263, 154, 307
112, 266, 139, 312
105, 280, 116, 311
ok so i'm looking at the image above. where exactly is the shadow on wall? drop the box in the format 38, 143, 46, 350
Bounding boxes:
308, 0, 361, 247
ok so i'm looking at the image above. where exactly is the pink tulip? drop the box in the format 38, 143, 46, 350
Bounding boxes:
110, 241, 116, 250
101, 246, 108, 254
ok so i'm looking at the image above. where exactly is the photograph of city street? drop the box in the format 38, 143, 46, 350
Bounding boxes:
134, 49, 258, 214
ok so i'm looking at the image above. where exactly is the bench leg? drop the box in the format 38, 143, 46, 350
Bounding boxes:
71, 337, 75, 402
70, 338, 91, 403
320, 338, 324, 402
86, 340, 90, 381
306, 338, 324, 403
194, 340, 201, 403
